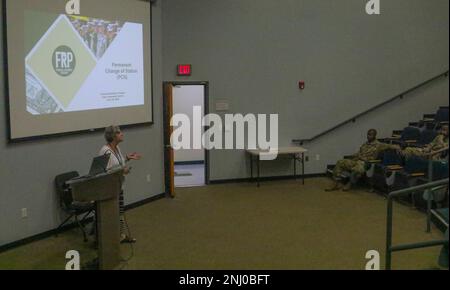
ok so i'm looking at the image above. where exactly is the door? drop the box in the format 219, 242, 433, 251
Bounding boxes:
163, 82, 209, 196
163, 83, 175, 197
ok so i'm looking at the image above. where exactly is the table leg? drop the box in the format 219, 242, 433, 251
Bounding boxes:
302, 153, 305, 185
293, 154, 297, 180
250, 154, 253, 180
257, 156, 260, 188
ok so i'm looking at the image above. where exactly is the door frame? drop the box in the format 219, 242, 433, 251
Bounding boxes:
163, 81, 210, 197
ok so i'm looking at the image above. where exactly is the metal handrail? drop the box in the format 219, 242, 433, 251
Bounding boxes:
292, 70, 449, 145
426, 185, 449, 233
425, 148, 449, 232
426, 147, 449, 183
386, 178, 449, 270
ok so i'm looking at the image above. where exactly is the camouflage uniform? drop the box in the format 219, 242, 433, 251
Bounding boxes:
333, 141, 397, 178
403, 135, 449, 160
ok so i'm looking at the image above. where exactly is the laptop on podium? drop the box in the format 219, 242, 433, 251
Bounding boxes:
88, 154, 111, 176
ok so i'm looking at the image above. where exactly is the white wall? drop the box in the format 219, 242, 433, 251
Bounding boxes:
163, 0, 449, 181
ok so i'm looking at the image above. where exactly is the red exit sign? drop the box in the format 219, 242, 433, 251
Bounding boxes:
177, 64, 192, 76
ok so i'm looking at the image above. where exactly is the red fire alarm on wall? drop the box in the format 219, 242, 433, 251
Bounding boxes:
299, 81, 305, 90
177, 64, 192, 76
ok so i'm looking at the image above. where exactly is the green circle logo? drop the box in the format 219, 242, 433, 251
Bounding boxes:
52, 45, 76, 77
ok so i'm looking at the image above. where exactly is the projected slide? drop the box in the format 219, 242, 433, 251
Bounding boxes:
25, 13, 144, 115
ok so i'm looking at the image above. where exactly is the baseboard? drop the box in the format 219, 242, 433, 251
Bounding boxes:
0, 217, 94, 254
174, 160, 205, 165
0, 192, 166, 254
209, 173, 327, 185
124, 192, 166, 211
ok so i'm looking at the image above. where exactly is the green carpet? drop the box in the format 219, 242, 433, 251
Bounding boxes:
0, 178, 445, 270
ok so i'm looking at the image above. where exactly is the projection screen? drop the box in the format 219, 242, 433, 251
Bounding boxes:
3, 0, 153, 140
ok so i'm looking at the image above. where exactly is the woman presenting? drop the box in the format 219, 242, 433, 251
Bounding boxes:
99, 125, 141, 243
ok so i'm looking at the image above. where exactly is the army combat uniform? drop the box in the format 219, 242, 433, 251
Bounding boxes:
332, 140, 398, 179
403, 135, 449, 160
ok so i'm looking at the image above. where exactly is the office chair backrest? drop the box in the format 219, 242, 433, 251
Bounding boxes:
55, 171, 80, 209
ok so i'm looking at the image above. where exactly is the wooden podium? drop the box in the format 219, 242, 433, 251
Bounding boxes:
67, 168, 124, 270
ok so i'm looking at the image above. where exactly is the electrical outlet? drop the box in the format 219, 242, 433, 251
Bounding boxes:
316, 154, 321, 161
21, 208, 28, 219
146, 174, 151, 183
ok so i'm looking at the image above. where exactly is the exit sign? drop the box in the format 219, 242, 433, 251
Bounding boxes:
177, 64, 192, 76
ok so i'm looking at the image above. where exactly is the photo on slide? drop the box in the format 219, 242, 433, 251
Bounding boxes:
68, 15, 125, 60
25, 12, 145, 115
26, 68, 63, 115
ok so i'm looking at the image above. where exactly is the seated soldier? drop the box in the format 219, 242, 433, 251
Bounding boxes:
326, 129, 400, 192
402, 125, 449, 160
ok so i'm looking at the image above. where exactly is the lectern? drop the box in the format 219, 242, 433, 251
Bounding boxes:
67, 167, 124, 270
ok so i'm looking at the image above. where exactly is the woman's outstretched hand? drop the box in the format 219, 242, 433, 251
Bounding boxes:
127, 152, 142, 161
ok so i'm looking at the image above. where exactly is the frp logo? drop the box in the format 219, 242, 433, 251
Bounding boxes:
65, 250, 80, 270
52, 46, 76, 77
66, 0, 80, 15
366, 0, 381, 15
365, 250, 380, 270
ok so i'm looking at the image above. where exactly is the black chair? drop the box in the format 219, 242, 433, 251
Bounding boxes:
55, 171, 95, 242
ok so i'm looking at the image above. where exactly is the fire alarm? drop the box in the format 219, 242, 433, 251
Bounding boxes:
299, 81, 305, 90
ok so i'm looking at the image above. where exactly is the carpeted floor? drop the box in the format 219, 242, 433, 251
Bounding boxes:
0, 178, 446, 270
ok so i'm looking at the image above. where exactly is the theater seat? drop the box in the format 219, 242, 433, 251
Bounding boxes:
422, 107, 449, 130
416, 129, 439, 147
368, 149, 404, 193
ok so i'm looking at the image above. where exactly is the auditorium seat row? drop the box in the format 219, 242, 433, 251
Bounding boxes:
327, 105, 449, 213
